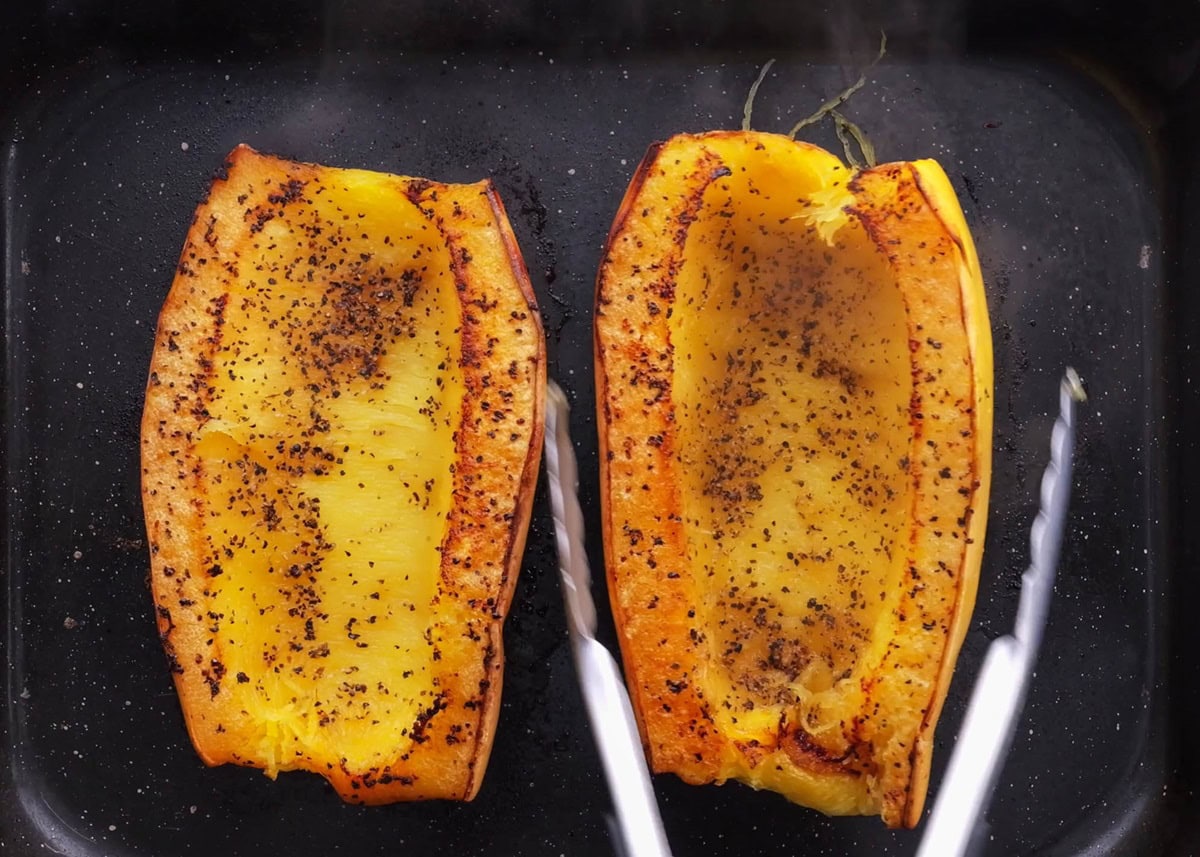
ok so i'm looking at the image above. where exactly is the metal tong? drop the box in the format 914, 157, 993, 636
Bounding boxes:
918, 368, 1085, 857
543, 381, 673, 857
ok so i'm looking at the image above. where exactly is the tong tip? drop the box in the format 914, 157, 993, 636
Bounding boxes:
1064, 367, 1087, 403
547, 379, 570, 411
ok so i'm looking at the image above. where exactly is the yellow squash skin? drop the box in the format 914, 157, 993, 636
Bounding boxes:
594, 131, 992, 828
141, 145, 545, 803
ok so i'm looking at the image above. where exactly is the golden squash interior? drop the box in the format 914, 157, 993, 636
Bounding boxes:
594, 131, 992, 827
141, 145, 545, 802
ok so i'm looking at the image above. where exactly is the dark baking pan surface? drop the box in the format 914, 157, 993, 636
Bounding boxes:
2, 2, 1198, 855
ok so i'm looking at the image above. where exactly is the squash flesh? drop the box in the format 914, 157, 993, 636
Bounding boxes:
595, 131, 992, 827
142, 146, 545, 802
195, 172, 462, 775
672, 142, 913, 776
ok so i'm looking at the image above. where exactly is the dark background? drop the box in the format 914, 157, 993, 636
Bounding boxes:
2, 1, 1198, 855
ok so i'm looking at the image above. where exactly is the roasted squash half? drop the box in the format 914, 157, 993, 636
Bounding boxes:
594, 131, 992, 827
141, 145, 545, 802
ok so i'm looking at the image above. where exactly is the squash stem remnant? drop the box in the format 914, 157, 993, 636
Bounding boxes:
742, 58, 777, 132
831, 109, 877, 169
787, 32, 887, 140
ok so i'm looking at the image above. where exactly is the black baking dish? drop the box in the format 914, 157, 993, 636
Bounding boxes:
2, 1, 1198, 854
